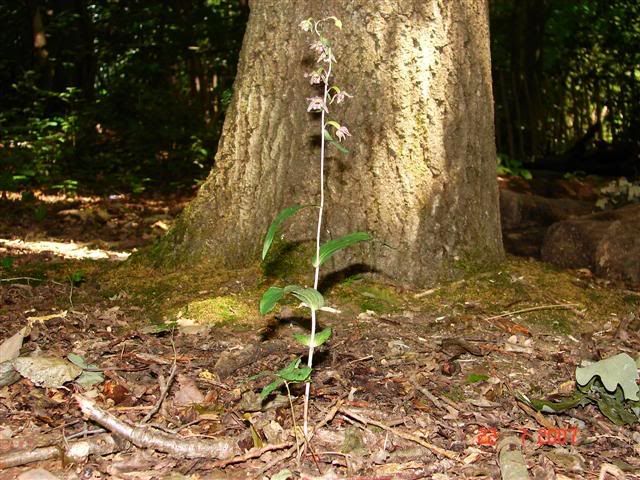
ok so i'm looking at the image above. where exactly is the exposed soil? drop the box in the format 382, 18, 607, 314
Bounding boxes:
1, 184, 639, 479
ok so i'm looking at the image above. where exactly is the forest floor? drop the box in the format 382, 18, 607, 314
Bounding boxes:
0, 183, 639, 480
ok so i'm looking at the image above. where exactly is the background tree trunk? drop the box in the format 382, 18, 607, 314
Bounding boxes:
164, 0, 504, 288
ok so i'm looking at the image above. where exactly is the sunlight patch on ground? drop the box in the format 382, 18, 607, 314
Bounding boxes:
0, 238, 130, 261
3, 190, 104, 204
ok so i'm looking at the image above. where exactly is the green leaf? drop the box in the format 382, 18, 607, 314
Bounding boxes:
285, 285, 324, 312
0, 257, 14, 269
518, 390, 589, 413
293, 327, 332, 347
69, 270, 85, 285
465, 373, 489, 384
260, 377, 285, 399
259, 358, 312, 399
313, 232, 372, 267
277, 358, 312, 383
260, 285, 324, 315
75, 370, 105, 388
597, 388, 639, 425
260, 286, 285, 315
323, 130, 349, 154
325, 120, 341, 130
262, 205, 305, 260
68, 353, 104, 388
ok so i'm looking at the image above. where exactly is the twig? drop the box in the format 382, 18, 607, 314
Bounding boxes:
0, 277, 44, 283
141, 332, 178, 424
75, 395, 239, 459
340, 407, 458, 461
255, 397, 344, 477
483, 303, 579, 322
284, 381, 301, 460
65, 427, 106, 440
68, 279, 74, 309
212, 442, 294, 468
0, 433, 122, 469
141, 362, 178, 424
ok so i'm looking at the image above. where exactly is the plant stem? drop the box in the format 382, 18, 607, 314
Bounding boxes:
303, 37, 333, 438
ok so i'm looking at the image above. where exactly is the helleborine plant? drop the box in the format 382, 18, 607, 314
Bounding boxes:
259, 16, 371, 436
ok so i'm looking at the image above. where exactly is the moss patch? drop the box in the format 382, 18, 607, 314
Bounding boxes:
331, 277, 406, 314
100, 256, 264, 327
178, 295, 255, 326
261, 240, 316, 283
412, 255, 636, 335
94, 250, 637, 338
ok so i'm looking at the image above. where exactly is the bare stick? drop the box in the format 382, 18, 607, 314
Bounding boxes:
0, 277, 44, 283
483, 303, 580, 322
340, 407, 458, 461
212, 442, 293, 468
75, 395, 239, 459
141, 332, 178, 424
141, 362, 178, 424
284, 381, 301, 460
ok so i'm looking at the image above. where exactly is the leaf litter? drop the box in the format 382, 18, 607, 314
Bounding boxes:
0, 191, 639, 479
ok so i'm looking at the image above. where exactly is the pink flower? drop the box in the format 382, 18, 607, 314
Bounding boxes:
299, 19, 313, 32
318, 49, 336, 64
335, 125, 351, 141
304, 71, 324, 85
334, 90, 352, 104
310, 41, 325, 55
307, 97, 328, 113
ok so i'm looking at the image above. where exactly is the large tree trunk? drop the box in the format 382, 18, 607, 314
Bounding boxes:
164, 0, 504, 288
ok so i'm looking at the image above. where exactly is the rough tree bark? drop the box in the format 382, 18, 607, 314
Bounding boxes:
163, 0, 504, 288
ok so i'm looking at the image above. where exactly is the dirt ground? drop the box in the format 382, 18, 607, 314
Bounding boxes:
1, 188, 639, 480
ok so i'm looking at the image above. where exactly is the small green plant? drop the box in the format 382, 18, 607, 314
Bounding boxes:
51, 179, 79, 196
69, 270, 86, 286
497, 154, 532, 179
33, 205, 48, 222
258, 17, 370, 436
0, 257, 14, 270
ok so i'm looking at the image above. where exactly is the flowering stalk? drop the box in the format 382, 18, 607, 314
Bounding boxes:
259, 17, 362, 442
301, 16, 351, 437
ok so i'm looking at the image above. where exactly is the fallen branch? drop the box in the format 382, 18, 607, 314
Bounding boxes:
483, 303, 579, 322
0, 433, 122, 469
497, 436, 530, 480
75, 395, 239, 459
340, 407, 458, 461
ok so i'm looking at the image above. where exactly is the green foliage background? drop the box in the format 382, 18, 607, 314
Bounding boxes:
0, 1, 638, 193
0, 1, 247, 193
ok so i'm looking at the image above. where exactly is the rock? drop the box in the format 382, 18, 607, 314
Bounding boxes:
541, 204, 640, 286
500, 190, 593, 231
500, 190, 593, 257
